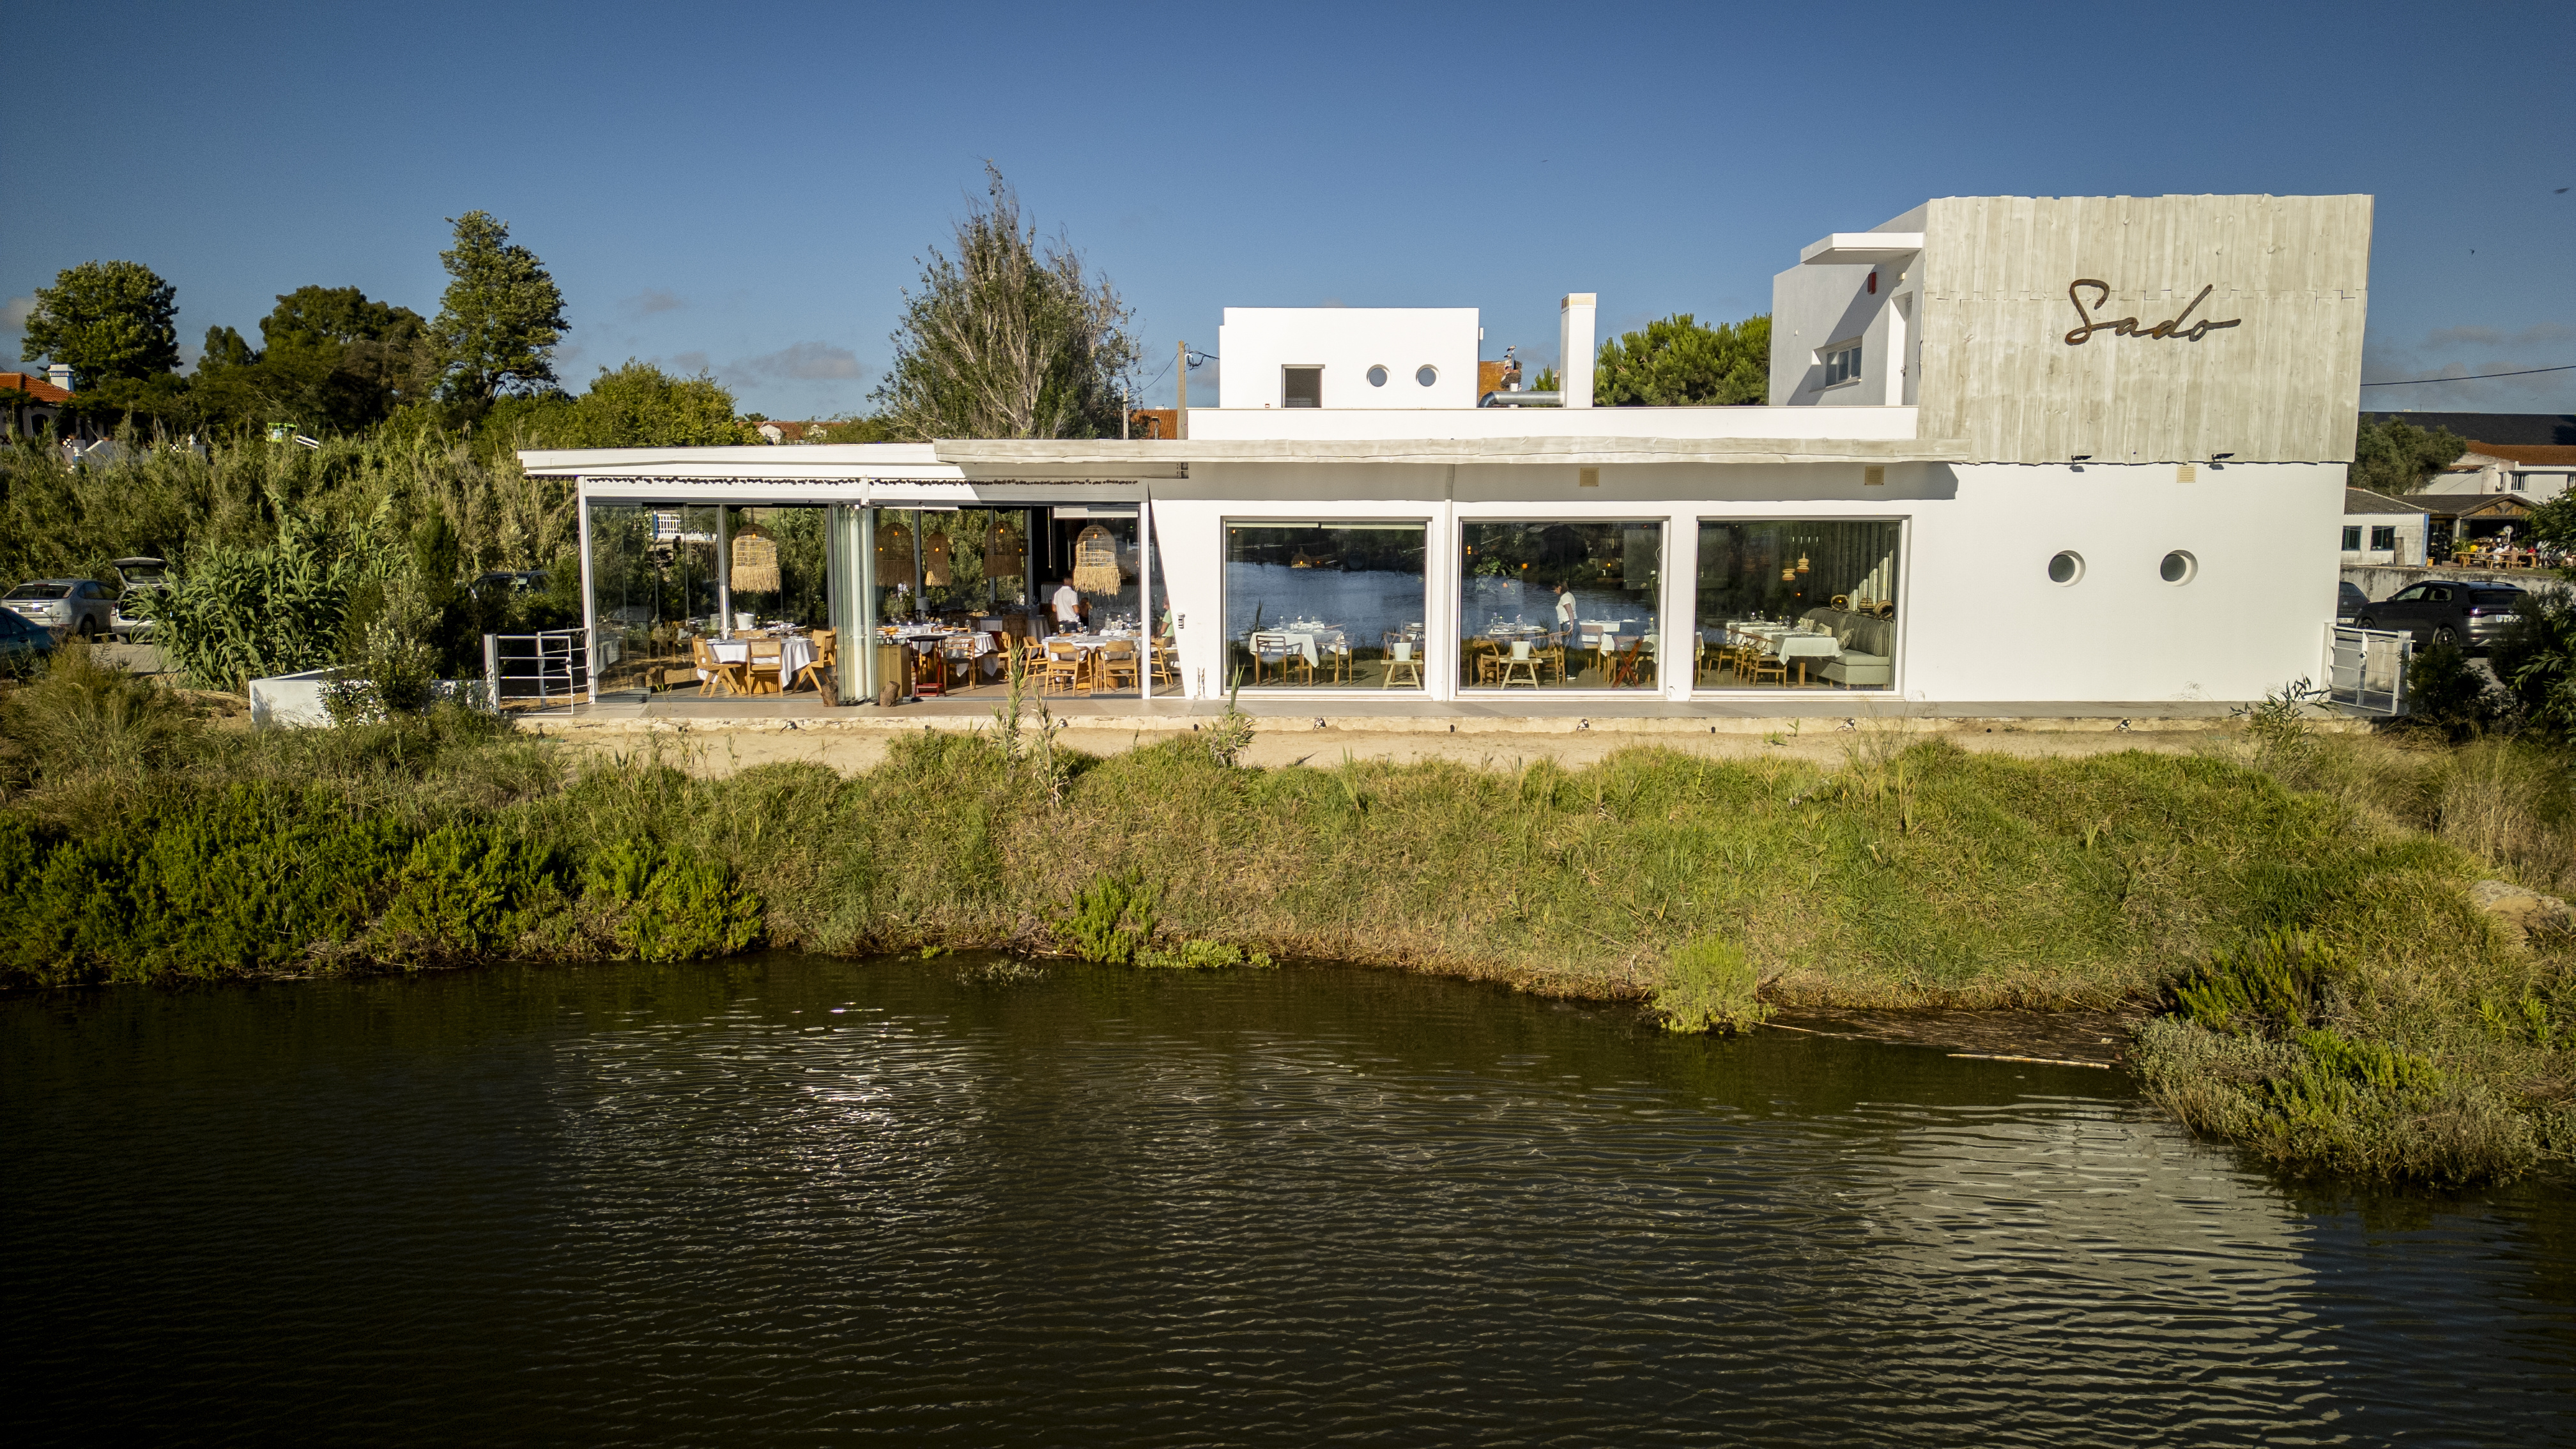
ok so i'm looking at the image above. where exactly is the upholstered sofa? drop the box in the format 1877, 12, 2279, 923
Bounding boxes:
1800, 607, 1894, 689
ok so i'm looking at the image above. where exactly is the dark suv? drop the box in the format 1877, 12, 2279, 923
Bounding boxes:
2352, 581, 2525, 649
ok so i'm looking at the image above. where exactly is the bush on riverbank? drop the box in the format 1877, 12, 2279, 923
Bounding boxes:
0, 657, 2569, 1184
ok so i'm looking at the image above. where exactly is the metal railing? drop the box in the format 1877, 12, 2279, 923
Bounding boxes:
2323, 624, 2412, 716
482, 628, 592, 712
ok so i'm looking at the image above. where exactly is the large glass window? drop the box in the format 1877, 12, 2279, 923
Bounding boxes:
1458, 520, 1662, 690
1225, 521, 1428, 689
1696, 520, 1900, 691
875, 508, 1034, 624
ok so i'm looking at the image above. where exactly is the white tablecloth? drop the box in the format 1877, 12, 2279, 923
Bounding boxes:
704, 636, 818, 685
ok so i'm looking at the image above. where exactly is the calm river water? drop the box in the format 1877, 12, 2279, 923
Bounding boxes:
7, 953, 2572, 1445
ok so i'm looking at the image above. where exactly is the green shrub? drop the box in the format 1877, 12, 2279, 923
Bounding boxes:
2170, 930, 2341, 1036
1652, 937, 1770, 1034
1137, 939, 1275, 970
378, 823, 561, 960
578, 837, 762, 963
0, 784, 411, 983
1054, 871, 1160, 964
0, 641, 201, 783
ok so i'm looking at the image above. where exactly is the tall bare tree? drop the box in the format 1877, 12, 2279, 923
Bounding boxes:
874, 165, 1137, 440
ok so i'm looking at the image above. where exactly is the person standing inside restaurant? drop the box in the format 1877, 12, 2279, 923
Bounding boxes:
1052, 576, 1084, 632
1554, 583, 1577, 632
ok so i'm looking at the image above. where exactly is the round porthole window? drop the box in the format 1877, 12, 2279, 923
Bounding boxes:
1367, 364, 1389, 387
1415, 364, 1438, 387
2047, 551, 2084, 585
2159, 549, 2197, 584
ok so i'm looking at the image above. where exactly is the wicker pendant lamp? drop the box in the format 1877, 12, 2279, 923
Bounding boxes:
1071, 524, 1122, 596
731, 525, 781, 593
983, 522, 1023, 579
875, 519, 916, 590
924, 528, 953, 586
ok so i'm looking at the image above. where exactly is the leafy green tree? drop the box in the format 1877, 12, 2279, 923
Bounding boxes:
2350, 417, 2469, 494
261, 285, 435, 433
1593, 314, 1770, 406
873, 165, 1137, 439
554, 360, 755, 446
19, 260, 182, 387
429, 211, 569, 403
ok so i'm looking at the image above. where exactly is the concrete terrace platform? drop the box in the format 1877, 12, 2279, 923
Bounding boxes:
535, 690, 2348, 734
514, 691, 2367, 776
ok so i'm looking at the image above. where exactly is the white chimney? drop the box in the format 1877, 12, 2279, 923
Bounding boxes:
1558, 293, 1595, 408
47, 364, 73, 393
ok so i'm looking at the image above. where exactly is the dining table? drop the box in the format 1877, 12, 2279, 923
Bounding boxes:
1723, 622, 1839, 684
704, 634, 818, 692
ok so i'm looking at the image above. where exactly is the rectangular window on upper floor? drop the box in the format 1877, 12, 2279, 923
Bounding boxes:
1283, 366, 1322, 408
1820, 342, 1862, 389
2342, 526, 2361, 550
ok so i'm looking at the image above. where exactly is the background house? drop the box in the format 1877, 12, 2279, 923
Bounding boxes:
2340, 488, 2431, 565
1, 367, 73, 440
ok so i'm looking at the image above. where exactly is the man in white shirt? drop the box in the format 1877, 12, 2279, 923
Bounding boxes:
1554, 583, 1578, 632
1051, 578, 1083, 631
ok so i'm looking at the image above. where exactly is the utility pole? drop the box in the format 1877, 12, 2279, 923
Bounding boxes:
1176, 341, 1188, 440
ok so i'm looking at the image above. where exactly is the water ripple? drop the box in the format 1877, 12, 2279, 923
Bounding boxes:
5, 956, 2571, 1446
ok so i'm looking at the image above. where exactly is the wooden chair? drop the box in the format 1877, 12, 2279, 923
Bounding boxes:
745, 637, 785, 695
1498, 638, 1542, 688
939, 635, 981, 693
912, 643, 947, 696
1540, 631, 1570, 685
1042, 640, 1086, 694
1250, 632, 1306, 686
1606, 636, 1649, 687
1097, 642, 1140, 693
693, 636, 749, 696
1151, 633, 1180, 688
1381, 634, 1423, 689
1747, 644, 1788, 687
793, 629, 837, 694
1470, 638, 1503, 687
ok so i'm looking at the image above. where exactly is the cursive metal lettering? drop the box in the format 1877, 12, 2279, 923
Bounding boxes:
2064, 280, 2241, 345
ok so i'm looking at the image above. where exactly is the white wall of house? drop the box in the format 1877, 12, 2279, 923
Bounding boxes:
1144, 458, 2342, 705
2338, 512, 2428, 566
1215, 308, 1482, 410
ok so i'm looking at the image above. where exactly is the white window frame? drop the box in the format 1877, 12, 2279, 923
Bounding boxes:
1818, 340, 1863, 390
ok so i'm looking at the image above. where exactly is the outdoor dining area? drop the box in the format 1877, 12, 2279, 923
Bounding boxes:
1463, 617, 1657, 688
878, 611, 1170, 698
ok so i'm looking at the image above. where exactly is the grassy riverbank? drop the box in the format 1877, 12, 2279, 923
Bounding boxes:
1, 649, 2569, 1186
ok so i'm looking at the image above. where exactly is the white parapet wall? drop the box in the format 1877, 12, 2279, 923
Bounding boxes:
248, 667, 341, 728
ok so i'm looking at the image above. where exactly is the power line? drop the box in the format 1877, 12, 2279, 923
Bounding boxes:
2359, 363, 2576, 386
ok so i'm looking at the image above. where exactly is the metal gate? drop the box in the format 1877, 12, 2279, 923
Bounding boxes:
2323, 625, 2412, 716
483, 629, 593, 712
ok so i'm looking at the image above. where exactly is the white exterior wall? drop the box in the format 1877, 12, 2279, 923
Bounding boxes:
2338, 512, 2428, 567
1215, 308, 1481, 410
1144, 458, 2343, 705
1183, 404, 1917, 442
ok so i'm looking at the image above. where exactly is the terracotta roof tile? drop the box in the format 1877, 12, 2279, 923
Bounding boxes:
0, 372, 73, 404
2455, 443, 2576, 467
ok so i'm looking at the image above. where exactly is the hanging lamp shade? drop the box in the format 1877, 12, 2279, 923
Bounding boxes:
875, 520, 916, 590
1071, 524, 1123, 596
1795, 553, 1811, 574
924, 528, 953, 586
731, 526, 781, 594
983, 523, 1023, 579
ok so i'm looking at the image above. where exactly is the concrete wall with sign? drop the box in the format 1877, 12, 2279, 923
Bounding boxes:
1913, 194, 2372, 464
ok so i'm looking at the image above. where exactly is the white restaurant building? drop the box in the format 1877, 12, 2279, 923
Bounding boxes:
527, 192, 2372, 710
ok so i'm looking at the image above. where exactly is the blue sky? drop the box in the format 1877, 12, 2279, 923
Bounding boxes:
4, 0, 2570, 418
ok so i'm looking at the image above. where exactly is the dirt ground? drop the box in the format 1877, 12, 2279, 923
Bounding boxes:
545, 720, 2246, 778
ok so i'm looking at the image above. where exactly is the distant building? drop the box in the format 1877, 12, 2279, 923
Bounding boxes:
1, 369, 73, 439
2416, 443, 2576, 504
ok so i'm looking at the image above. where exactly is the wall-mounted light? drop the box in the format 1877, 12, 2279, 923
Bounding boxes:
1867, 272, 1878, 295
